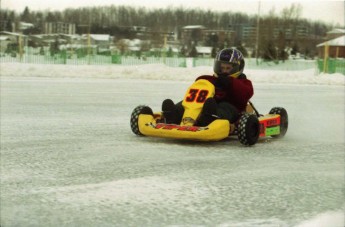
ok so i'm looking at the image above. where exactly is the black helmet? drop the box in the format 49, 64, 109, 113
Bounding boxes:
214, 48, 245, 78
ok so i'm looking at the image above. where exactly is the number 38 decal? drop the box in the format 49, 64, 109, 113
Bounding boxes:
185, 89, 209, 103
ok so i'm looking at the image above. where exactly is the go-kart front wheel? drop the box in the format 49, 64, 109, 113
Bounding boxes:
269, 107, 288, 137
130, 105, 153, 135
237, 113, 260, 146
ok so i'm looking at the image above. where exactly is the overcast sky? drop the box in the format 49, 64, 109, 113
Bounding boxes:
2, 0, 344, 26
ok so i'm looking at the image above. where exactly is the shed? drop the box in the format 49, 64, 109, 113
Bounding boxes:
196, 46, 212, 57
0, 36, 11, 52
316, 35, 345, 58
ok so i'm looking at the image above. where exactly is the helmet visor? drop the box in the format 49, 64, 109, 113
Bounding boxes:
214, 61, 238, 75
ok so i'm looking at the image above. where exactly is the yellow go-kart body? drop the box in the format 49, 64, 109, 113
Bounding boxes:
137, 79, 230, 141
131, 79, 287, 144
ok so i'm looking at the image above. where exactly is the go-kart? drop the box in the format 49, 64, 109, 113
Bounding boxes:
130, 79, 288, 145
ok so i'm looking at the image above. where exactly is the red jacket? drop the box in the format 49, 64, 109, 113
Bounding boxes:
196, 74, 254, 112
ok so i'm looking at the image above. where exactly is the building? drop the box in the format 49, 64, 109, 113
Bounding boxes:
19, 22, 34, 31
82, 34, 111, 53
44, 22, 76, 35
29, 34, 66, 47
230, 23, 310, 48
0, 31, 28, 53
203, 29, 235, 47
195, 46, 212, 58
317, 35, 345, 58
180, 25, 206, 46
0, 36, 11, 52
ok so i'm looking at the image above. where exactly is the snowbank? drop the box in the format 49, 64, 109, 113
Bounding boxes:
295, 210, 344, 227
0, 62, 344, 86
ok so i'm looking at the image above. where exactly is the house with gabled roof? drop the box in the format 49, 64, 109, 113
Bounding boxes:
0, 31, 28, 53
317, 35, 345, 58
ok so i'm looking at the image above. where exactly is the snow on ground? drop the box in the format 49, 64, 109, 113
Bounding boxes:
0, 62, 344, 227
294, 211, 344, 227
0, 62, 344, 86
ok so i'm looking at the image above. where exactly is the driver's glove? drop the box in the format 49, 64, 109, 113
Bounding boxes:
216, 73, 230, 88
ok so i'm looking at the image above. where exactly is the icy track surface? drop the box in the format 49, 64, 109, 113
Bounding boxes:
1, 76, 344, 227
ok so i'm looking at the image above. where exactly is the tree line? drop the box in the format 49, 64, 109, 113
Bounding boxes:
0, 4, 334, 59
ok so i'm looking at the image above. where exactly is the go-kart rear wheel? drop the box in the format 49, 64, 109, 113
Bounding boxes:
237, 113, 260, 146
130, 105, 153, 135
269, 107, 288, 137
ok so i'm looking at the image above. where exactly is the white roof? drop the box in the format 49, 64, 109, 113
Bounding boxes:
182, 25, 206, 30
128, 46, 140, 51
196, 46, 212, 54
317, 35, 345, 47
59, 44, 97, 49
327, 28, 345, 34
118, 39, 141, 47
171, 47, 179, 53
0, 36, 10, 41
90, 34, 110, 41
131, 39, 142, 46
0, 31, 27, 37
20, 22, 34, 27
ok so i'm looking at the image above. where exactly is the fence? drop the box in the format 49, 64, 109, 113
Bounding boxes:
317, 58, 345, 75
0, 53, 187, 67
0, 52, 344, 74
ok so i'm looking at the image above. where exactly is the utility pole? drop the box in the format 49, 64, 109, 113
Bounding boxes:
255, 1, 261, 65
162, 32, 174, 63
87, 10, 91, 65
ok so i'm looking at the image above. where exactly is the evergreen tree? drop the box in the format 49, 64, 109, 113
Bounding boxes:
6, 19, 13, 32
262, 40, 277, 61
21, 6, 32, 22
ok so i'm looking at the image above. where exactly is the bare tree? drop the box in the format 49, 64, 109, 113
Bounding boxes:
281, 3, 302, 21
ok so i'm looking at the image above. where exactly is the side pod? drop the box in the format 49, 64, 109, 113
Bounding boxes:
138, 114, 230, 141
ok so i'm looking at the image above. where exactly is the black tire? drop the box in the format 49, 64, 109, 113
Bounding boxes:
237, 113, 260, 146
269, 107, 288, 137
130, 105, 153, 135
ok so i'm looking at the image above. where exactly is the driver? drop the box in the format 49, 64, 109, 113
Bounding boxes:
162, 48, 254, 126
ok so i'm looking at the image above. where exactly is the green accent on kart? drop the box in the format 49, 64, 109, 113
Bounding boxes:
266, 126, 280, 136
